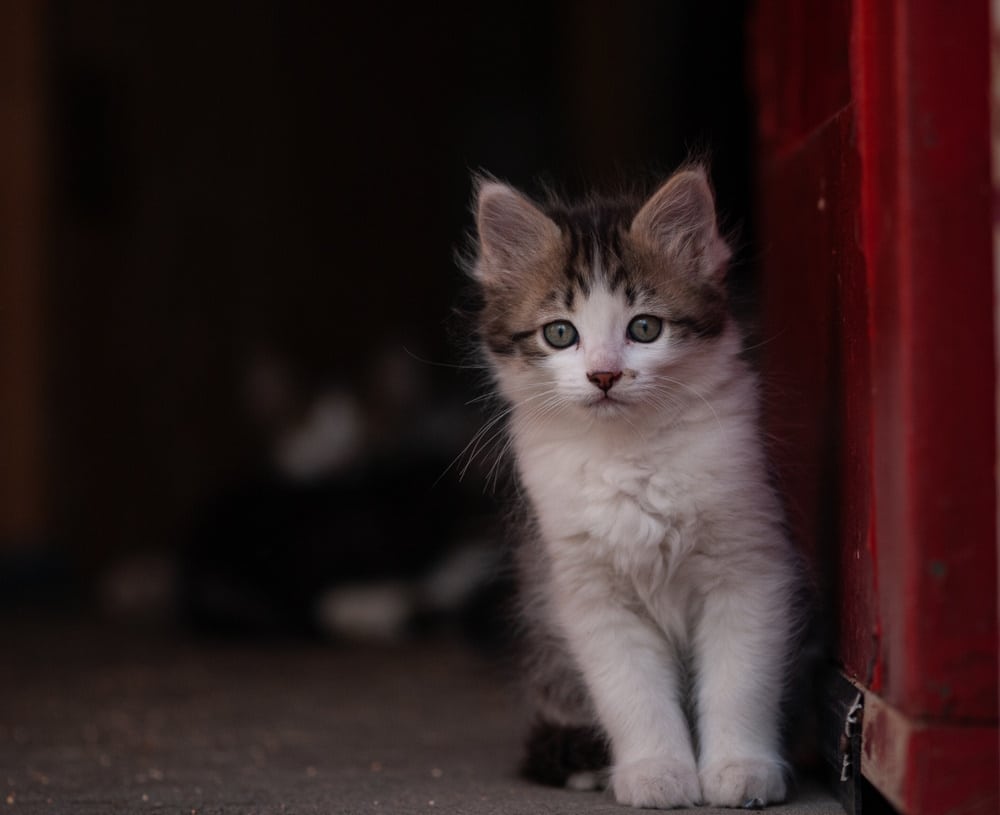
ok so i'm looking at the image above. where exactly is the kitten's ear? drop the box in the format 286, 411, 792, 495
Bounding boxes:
630, 167, 731, 283
475, 180, 559, 285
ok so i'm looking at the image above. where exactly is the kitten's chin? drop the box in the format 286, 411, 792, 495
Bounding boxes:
584, 395, 628, 418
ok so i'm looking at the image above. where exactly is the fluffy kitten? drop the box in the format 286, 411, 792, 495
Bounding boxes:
470, 166, 802, 808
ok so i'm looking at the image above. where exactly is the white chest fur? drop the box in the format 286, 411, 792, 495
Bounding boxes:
512, 402, 759, 587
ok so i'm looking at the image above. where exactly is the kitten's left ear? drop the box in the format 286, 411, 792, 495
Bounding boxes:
630, 166, 731, 283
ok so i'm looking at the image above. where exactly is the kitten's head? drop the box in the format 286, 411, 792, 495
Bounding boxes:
471, 165, 735, 420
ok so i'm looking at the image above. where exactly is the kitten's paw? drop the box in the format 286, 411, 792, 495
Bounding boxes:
699, 757, 787, 808
612, 757, 701, 809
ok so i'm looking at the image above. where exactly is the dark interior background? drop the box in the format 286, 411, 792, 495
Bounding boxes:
10, 0, 752, 620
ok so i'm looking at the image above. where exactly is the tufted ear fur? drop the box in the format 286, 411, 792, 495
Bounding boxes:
630, 167, 731, 284
474, 181, 560, 286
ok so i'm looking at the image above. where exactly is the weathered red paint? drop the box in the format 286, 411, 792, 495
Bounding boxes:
752, 0, 998, 811
852, 0, 996, 723
862, 691, 999, 815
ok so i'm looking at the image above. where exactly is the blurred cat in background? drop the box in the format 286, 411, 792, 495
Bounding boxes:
103, 347, 509, 645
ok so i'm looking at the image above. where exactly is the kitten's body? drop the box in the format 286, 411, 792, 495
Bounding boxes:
471, 168, 802, 808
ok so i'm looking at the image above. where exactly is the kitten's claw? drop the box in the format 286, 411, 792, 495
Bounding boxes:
612, 757, 702, 809
699, 758, 787, 808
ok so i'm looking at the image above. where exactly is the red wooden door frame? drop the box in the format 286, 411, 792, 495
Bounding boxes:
752, 1, 998, 813
855, 5, 997, 812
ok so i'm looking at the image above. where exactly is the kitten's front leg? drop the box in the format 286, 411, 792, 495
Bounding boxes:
552, 564, 701, 809
694, 567, 795, 807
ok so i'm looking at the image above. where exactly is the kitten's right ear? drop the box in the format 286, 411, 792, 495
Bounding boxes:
474, 180, 559, 285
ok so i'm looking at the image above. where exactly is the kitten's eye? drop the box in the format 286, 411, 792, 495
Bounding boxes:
627, 315, 663, 343
542, 320, 578, 349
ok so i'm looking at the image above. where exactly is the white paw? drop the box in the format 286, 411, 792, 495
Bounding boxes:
699, 757, 787, 808
612, 757, 702, 809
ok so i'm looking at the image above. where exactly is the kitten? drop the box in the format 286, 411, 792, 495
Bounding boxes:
469, 166, 802, 808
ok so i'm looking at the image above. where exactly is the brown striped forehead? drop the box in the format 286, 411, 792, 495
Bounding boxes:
544, 199, 638, 302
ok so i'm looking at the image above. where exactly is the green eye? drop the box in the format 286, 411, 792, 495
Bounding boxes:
627, 315, 663, 343
542, 320, 578, 349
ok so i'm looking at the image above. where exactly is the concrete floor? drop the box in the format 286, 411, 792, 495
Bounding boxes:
1, 619, 844, 814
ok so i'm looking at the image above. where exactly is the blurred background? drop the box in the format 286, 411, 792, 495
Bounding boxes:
1, 0, 753, 640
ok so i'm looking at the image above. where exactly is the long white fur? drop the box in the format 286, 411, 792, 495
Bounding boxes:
492, 282, 799, 808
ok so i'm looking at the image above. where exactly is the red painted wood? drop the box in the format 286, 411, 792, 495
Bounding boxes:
862, 691, 999, 815
853, 0, 997, 722
752, 0, 998, 810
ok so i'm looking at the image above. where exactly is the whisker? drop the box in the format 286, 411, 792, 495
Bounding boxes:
648, 374, 726, 438
444, 386, 561, 485
740, 329, 788, 356
402, 345, 489, 372
483, 393, 568, 491
465, 380, 552, 406
617, 404, 650, 445
436, 405, 514, 487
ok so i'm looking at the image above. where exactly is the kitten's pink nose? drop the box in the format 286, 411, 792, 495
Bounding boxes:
588, 370, 622, 393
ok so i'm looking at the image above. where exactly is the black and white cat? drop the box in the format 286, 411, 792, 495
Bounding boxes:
470, 166, 803, 808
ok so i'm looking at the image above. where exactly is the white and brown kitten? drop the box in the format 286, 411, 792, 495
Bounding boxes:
470, 166, 802, 809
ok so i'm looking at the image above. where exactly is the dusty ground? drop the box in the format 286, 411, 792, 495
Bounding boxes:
0, 619, 843, 814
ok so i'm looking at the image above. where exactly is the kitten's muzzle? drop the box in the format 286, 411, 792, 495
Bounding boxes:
587, 370, 623, 393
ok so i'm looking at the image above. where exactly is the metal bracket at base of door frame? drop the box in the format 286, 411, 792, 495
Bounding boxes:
821, 670, 865, 815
